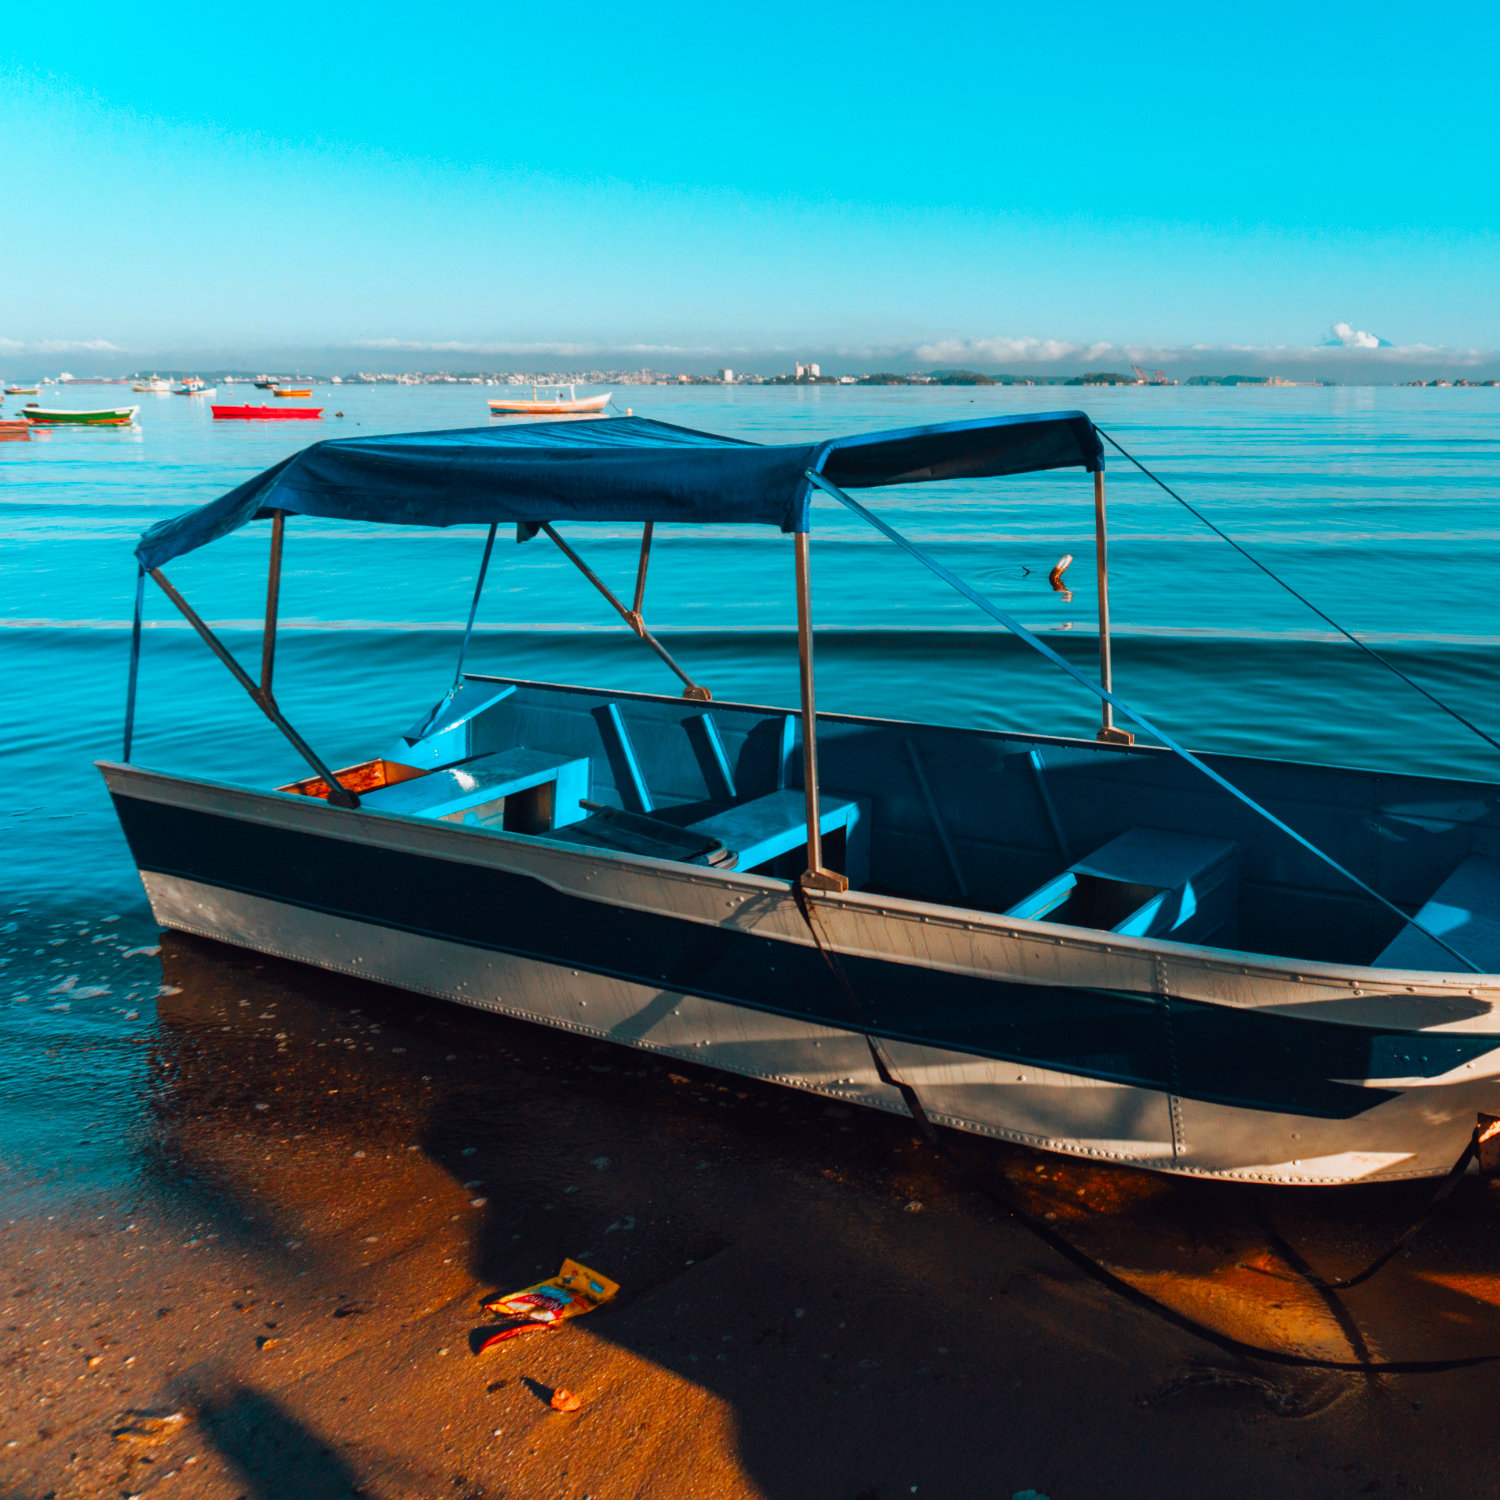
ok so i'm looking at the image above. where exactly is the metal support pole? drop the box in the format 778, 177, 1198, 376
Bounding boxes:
148, 567, 359, 808
260, 510, 285, 700
795, 531, 847, 892
122, 566, 145, 760
454, 522, 498, 684
1093, 469, 1133, 745
542, 523, 710, 700
629, 521, 654, 633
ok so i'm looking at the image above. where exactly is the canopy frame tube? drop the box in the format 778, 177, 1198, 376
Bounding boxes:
795, 531, 847, 892
147, 564, 359, 809
1093, 470, 1132, 745
541, 523, 711, 701
629, 522, 654, 631
260, 509, 285, 700
122, 566, 145, 760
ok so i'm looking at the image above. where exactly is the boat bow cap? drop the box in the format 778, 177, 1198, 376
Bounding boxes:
135, 410, 1101, 569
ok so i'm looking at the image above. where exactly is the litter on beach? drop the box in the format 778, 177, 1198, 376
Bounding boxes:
477, 1259, 618, 1351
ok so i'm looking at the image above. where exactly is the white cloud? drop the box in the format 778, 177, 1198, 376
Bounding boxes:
908, 332, 1488, 370
0, 337, 122, 353
351, 338, 716, 358
1322, 321, 1392, 349
914, 336, 1090, 365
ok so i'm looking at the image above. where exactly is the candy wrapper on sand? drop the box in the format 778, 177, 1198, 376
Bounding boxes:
478, 1259, 618, 1350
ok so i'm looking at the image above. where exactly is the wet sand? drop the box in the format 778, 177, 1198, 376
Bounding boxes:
6, 933, 1500, 1498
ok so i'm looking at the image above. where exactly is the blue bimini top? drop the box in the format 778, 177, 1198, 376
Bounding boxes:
134, 409, 1102, 570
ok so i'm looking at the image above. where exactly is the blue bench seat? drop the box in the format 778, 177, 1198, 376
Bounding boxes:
1007, 826, 1239, 946
359, 747, 589, 829
685, 789, 869, 886
1376, 853, 1500, 973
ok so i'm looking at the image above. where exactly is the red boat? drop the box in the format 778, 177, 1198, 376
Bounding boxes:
211, 404, 324, 421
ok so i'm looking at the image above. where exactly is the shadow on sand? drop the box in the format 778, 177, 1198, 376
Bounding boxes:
144, 931, 1500, 1498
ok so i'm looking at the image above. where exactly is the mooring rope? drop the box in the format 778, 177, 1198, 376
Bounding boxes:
1096, 425, 1500, 762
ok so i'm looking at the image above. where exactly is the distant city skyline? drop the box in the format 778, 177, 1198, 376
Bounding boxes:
7, 333, 1499, 385
3, 1, 1497, 375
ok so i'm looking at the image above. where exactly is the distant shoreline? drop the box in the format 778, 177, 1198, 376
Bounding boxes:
10, 369, 1498, 390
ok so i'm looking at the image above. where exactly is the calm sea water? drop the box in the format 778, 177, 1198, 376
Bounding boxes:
3, 381, 1499, 1200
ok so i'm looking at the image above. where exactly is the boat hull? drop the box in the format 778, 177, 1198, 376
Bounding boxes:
210, 405, 324, 420
21, 406, 139, 425
489, 395, 611, 415
100, 759, 1500, 1185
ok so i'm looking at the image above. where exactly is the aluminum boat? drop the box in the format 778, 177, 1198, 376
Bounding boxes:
100, 411, 1500, 1185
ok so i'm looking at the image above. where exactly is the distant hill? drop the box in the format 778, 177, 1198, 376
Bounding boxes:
927, 369, 998, 385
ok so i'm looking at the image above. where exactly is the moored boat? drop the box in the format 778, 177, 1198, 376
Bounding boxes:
489, 383, 611, 415
0, 419, 31, 442
210, 404, 323, 420
21, 404, 139, 426
101, 411, 1500, 1186
5, 385, 40, 395
272, 387, 313, 398
134, 377, 173, 393
174, 386, 218, 397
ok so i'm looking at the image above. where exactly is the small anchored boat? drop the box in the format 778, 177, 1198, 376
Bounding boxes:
272, 387, 313, 398
210, 404, 323, 420
134, 377, 173, 393
102, 411, 1500, 1186
21, 404, 139, 426
5, 385, 39, 396
0, 419, 31, 442
489, 383, 611, 416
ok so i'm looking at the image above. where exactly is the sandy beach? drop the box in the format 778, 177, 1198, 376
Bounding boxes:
4, 931, 1500, 1498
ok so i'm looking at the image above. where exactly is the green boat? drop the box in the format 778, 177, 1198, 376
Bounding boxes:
20, 404, 139, 426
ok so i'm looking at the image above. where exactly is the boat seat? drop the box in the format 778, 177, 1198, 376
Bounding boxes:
1375, 852, 1500, 973
1006, 826, 1239, 946
684, 789, 870, 887
359, 747, 589, 832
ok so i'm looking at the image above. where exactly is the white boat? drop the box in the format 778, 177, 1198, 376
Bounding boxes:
101, 411, 1500, 1187
134, 377, 173, 393
489, 384, 611, 416
174, 385, 217, 398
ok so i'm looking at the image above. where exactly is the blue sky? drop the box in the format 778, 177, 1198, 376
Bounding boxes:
3, 1, 1498, 373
